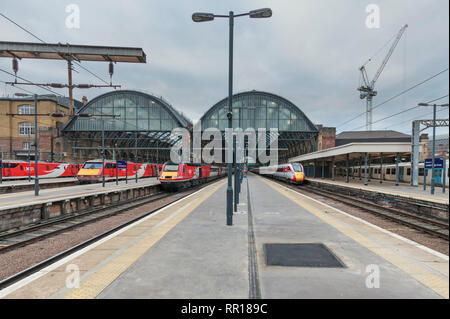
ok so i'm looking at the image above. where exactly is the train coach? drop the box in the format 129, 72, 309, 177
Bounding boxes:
0, 160, 82, 180
77, 159, 162, 183
258, 162, 306, 184
336, 159, 449, 187
159, 161, 226, 191
337, 160, 449, 187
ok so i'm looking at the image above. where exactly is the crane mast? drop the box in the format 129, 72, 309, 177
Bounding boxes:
358, 24, 408, 131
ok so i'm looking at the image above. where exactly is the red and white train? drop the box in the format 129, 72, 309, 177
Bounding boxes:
159, 161, 226, 191
0, 160, 82, 180
257, 162, 306, 184
77, 159, 163, 183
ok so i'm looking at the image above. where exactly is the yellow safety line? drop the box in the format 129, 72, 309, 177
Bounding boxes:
259, 177, 449, 299
63, 180, 225, 299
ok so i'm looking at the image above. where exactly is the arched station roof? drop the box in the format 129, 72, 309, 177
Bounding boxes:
63, 90, 192, 162
198, 90, 319, 162
200, 90, 317, 133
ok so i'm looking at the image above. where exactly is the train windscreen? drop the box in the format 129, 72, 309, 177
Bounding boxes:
164, 164, 179, 172
82, 163, 103, 169
292, 163, 303, 172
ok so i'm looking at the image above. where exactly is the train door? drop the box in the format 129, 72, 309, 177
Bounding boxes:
399, 167, 404, 182
434, 169, 443, 186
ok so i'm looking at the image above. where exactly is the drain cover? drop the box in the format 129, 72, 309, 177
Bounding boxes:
263, 243, 345, 268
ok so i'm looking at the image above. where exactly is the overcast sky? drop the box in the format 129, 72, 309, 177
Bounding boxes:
1, 0, 448, 135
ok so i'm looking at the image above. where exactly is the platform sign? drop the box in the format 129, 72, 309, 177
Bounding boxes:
117, 160, 127, 170
425, 158, 444, 169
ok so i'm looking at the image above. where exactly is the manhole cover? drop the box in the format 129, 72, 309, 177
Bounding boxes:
263, 243, 345, 268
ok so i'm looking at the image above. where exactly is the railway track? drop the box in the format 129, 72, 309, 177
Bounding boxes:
0, 178, 224, 252
263, 176, 449, 241
0, 191, 169, 251
0, 177, 225, 290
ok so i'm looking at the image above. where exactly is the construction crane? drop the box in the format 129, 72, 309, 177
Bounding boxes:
358, 24, 408, 131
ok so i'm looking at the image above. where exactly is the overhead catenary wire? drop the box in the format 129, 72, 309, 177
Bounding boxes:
0, 67, 64, 96
0, 78, 37, 95
387, 107, 449, 132
337, 67, 449, 128
348, 94, 449, 131
0, 12, 110, 85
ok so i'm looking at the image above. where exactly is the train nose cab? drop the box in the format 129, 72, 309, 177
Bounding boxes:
160, 162, 182, 180
291, 163, 305, 183
77, 161, 103, 182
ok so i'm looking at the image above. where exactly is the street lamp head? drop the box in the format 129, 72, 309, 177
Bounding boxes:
418, 103, 429, 106
441, 103, 449, 107
192, 12, 215, 22
249, 8, 272, 18
14, 93, 29, 97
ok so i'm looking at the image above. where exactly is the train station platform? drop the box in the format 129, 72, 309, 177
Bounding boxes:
0, 177, 78, 194
0, 178, 159, 209
0, 175, 448, 299
308, 177, 449, 205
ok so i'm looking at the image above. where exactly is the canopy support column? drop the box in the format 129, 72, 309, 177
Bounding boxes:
364, 152, 368, 186
345, 154, 349, 183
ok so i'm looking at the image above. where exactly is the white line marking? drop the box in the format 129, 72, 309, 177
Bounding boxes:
267, 178, 449, 261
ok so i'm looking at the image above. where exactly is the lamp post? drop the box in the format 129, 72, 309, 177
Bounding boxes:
15, 93, 39, 196
28, 130, 31, 182
418, 102, 449, 195
86, 114, 119, 188
192, 8, 272, 226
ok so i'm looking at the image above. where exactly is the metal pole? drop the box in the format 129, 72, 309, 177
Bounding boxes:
424, 168, 427, 191
331, 156, 335, 181
364, 153, 368, 186
34, 94, 39, 196
135, 107, 138, 184
431, 104, 436, 195
443, 158, 446, 193
28, 130, 31, 182
226, 11, 234, 226
380, 152, 383, 183
102, 119, 105, 187
322, 160, 325, 179
395, 153, 400, 186
359, 154, 362, 180
115, 150, 118, 186
0, 148, 2, 184
234, 136, 238, 212
345, 154, 349, 183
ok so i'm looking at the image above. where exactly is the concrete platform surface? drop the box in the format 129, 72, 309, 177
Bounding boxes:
0, 177, 159, 209
308, 177, 449, 205
0, 175, 447, 299
0, 177, 77, 187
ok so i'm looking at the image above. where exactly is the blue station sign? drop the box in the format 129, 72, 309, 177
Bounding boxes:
116, 160, 127, 170
424, 158, 444, 169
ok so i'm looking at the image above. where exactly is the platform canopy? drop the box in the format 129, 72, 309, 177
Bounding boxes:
0, 41, 146, 63
63, 90, 191, 163
199, 90, 319, 163
289, 142, 411, 163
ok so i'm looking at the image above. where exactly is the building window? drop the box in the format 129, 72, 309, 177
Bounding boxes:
19, 122, 35, 135
18, 105, 34, 115
23, 142, 30, 150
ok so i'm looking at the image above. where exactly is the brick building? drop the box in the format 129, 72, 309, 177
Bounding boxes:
316, 125, 336, 151
0, 95, 83, 162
